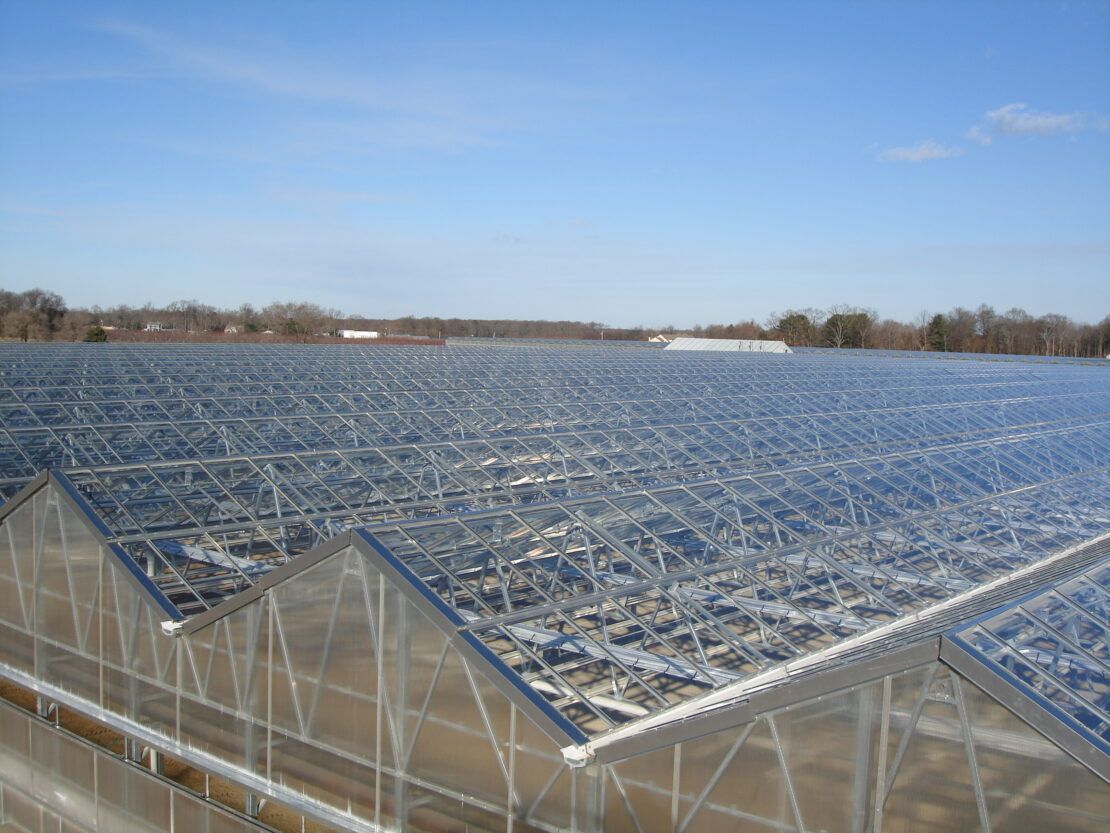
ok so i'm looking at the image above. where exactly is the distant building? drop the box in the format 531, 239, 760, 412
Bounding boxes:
648, 334, 673, 343
665, 336, 792, 353
224, 325, 239, 335
143, 322, 165, 332
339, 330, 380, 339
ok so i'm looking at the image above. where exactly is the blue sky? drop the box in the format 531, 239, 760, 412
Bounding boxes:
1, 1, 1108, 326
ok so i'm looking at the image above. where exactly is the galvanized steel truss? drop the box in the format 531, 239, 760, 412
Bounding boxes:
1, 343, 1109, 832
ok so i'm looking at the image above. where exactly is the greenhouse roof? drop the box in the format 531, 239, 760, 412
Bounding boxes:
361, 423, 1110, 738
1, 342, 1108, 767
947, 555, 1109, 762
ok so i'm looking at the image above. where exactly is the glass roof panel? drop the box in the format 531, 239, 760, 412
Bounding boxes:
2, 342, 1107, 743
949, 559, 1110, 749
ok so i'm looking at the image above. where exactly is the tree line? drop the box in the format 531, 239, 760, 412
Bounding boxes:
1, 288, 1108, 357
762, 304, 1110, 358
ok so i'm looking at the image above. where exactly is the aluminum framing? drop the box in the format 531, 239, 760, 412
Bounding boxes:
1, 343, 1108, 832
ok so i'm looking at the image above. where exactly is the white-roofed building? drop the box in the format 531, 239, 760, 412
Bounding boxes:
664, 336, 792, 352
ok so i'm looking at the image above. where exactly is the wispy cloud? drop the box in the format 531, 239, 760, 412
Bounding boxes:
95, 19, 413, 113
0, 203, 65, 218
877, 139, 963, 163
0, 69, 160, 85
968, 103, 1096, 144
91, 19, 595, 153
965, 125, 992, 146
11, 201, 1108, 325
264, 187, 398, 210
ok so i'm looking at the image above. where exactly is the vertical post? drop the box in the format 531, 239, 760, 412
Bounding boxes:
507, 704, 517, 833
375, 576, 385, 830
243, 600, 263, 817
267, 588, 274, 791
125, 589, 142, 763
579, 764, 605, 833
872, 676, 892, 833
953, 677, 992, 833
670, 743, 682, 833
571, 766, 579, 833
125, 738, 143, 763
851, 685, 876, 833
392, 591, 410, 827
768, 716, 805, 833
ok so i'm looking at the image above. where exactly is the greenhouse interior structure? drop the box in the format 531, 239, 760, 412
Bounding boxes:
0, 342, 1106, 833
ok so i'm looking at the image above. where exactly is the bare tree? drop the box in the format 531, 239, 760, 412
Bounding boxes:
823, 304, 853, 348
944, 307, 977, 353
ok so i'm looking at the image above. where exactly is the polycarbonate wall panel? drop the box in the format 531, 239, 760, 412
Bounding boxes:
4, 527, 1106, 833
3, 500, 570, 831
0, 486, 108, 702
0, 493, 38, 675
0, 484, 179, 741
33, 487, 103, 705
0, 701, 264, 833
100, 553, 178, 740
178, 602, 263, 769
603, 663, 1109, 833
955, 678, 1109, 833
198, 542, 582, 833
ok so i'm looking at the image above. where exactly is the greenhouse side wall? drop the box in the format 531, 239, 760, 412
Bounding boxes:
0, 487, 592, 833
604, 662, 1108, 833
1, 483, 1106, 833
0, 698, 264, 833
174, 540, 592, 833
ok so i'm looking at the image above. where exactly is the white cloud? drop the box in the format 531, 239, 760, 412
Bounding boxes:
968, 103, 1097, 143
887, 103, 1102, 161
877, 139, 963, 163
983, 103, 1085, 136
965, 125, 992, 146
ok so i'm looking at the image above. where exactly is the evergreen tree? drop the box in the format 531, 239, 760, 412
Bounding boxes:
926, 314, 947, 351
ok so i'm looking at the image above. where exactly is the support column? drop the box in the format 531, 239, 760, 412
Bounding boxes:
240, 600, 265, 818
851, 685, 876, 833
35, 695, 54, 721
577, 764, 605, 833
392, 590, 410, 829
